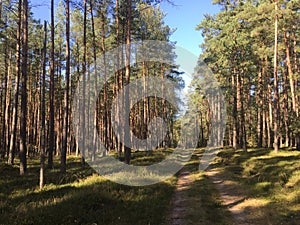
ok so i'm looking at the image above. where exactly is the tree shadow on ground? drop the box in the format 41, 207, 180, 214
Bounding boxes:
0, 155, 176, 225
207, 148, 300, 225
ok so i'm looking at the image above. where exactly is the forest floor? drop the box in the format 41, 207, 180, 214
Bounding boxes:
166, 147, 300, 225
202, 148, 300, 225
0, 148, 300, 225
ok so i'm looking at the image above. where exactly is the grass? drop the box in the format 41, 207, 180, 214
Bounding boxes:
209, 147, 300, 225
0, 153, 177, 225
1, 147, 298, 224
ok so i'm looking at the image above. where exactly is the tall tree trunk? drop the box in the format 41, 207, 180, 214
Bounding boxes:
61, 0, 70, 173
273, 0, 279, 153
8, 0, 22, 165
124, 0, 132, 164
237, 71, 247, 152
283, 63, 290, 147
292, 32, 299, 117
101, 2, 108, 152
90, 0, 98, 161
20, 0, 28, 175
262, 62, 267, 148
40, 21, 47, 189
3, 46, 11, 158
241, 75, 247, 152
48, 0, 55, 169
81, 0, 87, 167
161, 63, 166, 147
232, 71, 238, 150
200, 111, 204, 147
142, 61, 148, 143
286, 31, 300, 150
283, 31, 296, 115
256, 69, 263, 148
292, 31, 299, 150
114, 0, 123, 159
265, 55, 273, 148
262, 109, 267, 148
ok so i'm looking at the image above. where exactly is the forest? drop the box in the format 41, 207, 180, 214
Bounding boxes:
0, 0, 299, 224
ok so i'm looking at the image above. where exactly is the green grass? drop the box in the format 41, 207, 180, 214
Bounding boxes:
2, 148, 298, 225
209, 147, 300, 225
0, 153, 176, 225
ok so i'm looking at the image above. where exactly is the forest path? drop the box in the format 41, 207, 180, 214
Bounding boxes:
166, 169, 194, 225
167, 164, 252, 225
206, 168, 251, 225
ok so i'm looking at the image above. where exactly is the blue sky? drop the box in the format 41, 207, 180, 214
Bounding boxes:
159, 0, 220, 90
160, 0, 220, 56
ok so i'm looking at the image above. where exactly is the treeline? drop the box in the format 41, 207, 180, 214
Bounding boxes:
0, 0, 183, 178
191, 0, 299, 151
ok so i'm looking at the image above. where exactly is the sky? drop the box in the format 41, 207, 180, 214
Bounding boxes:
158, 0, 220, 90
160, 0, 220, 56
30, 0, 221, 89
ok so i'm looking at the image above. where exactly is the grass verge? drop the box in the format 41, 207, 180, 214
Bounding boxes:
209, 147, 300, 225
0, 153, 176, 225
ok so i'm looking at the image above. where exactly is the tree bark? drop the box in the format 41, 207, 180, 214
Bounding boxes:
48, 0, 55, 169
232, 71, 238, 150
3, 46, 11, 158
124, 0, 132, 164
283, 31, 296, 115
40, 21, 47, 190
81, 0, 87, 167
20, 0, 28, 175
90, 0, 98, 161
283, 61, 290, 147
101, 1, 108, 152
256, 69, 263, 148
61, 0, 70, 173
8, 0, 22, 165
273, 0, 279, 153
